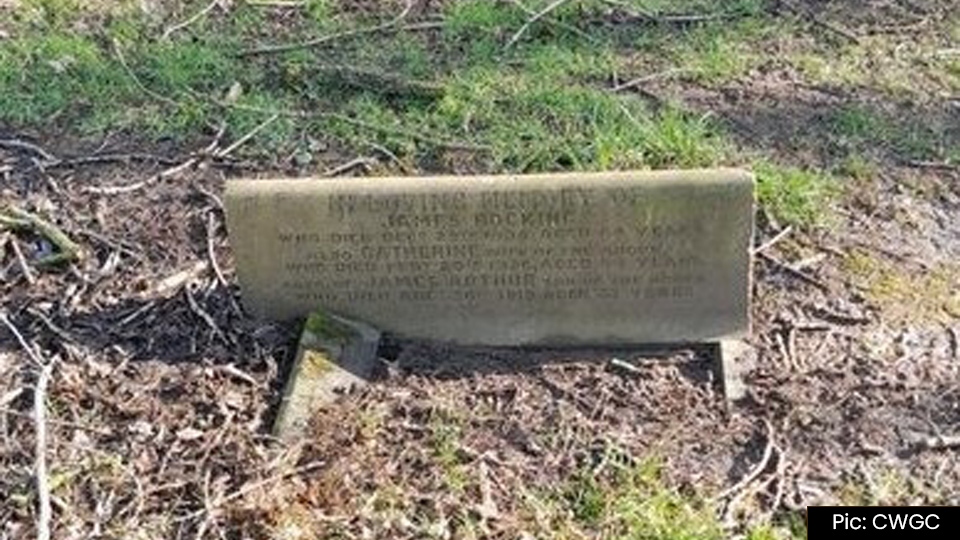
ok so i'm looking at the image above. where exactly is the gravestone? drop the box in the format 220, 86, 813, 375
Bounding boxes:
226, 169, 755, 436
225, 169, 754, 345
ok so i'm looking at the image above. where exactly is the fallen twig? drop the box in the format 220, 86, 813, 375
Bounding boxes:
185, 284, 230, 345
718, 420, 778, 527
162, 0, 222, 40
9, 236, 35, 284
917, 434, 960, 451
364, 141, 409, 172
948, 327, 958, 360
176, 460, 327, 523
907, 159, 959, 170
81, 155, 200, 195
0, 206, 83, 266
601, 0, 737, 24
0, 152, 177, 187
806, 303, 871, 325
239, 0, 414, 56
46, 152, 180, 169
609, 357, 644, 374
757, 251, 828, 292
0, 313, 57, 540
781, 0, 860, 44
774, 331, 792, 370
33, 358, 55, 540
204, 209, 242, 313
1, 387, 24, 408
117, 301, 157, 328
755, 442, 789, 526
791, 253, 826, 271
509, 0, 595, 44
215, 113, 280, 158
321, 157, 376, 177
150, 261, 209, 298
206, 213, 229, 290
609, 355, 692, 374
752, 225, 793, 255
80, 180, 148, 195
193, 184, 226, 214
26, 308, 75, 345
612, 68, 691, 92
0, 138, 58, 162
716, 419, 776, 501
506, 0, 573, 49
193, 470, 217, 540
217, 364, 259, 387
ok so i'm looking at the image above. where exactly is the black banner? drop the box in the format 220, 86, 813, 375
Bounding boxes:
808, 507, 959, 539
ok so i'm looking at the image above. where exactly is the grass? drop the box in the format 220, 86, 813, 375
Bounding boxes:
834, 464, 950, 509
18, 1, 953, 227
429, 409, 470, 494
0, 0, 737, 171
548, 453, 803, 539
592, 457, 723, 539
788, 33, 958, 100
752, 161, 836, 227
827, 104, 947, 163
842, 250, 960, 324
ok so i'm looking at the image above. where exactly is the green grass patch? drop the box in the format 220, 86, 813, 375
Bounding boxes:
835, 154, 878, 181
0, 0, 730, 170
670, 24, 758, 84
753, 161, 836, 227
0, 0, 859, 227
787, 31, 958, 100
842, 251, 960, 324
0, 33, 131, 128
826, 104, 947, 162
428, 409, 469, 493
552, 451, 806, 539
555, 455, 725, 539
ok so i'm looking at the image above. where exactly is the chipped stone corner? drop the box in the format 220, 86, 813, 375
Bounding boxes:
273, 311, 382, 441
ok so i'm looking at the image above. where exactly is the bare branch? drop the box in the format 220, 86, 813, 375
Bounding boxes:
0, 207, 83, 266
0, 313, 57, 540
162, 0, 222, 40
505, 0, 573, 50
0, 139, 58, 162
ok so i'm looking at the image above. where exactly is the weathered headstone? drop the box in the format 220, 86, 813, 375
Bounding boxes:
225, 169, 754, 345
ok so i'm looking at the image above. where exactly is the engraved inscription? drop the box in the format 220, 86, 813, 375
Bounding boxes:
226, 170, 754, 344
275, 188, 707, 307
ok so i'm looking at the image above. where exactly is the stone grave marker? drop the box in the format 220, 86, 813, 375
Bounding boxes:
226, 169, 754, 344
224, 169, 755, 436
